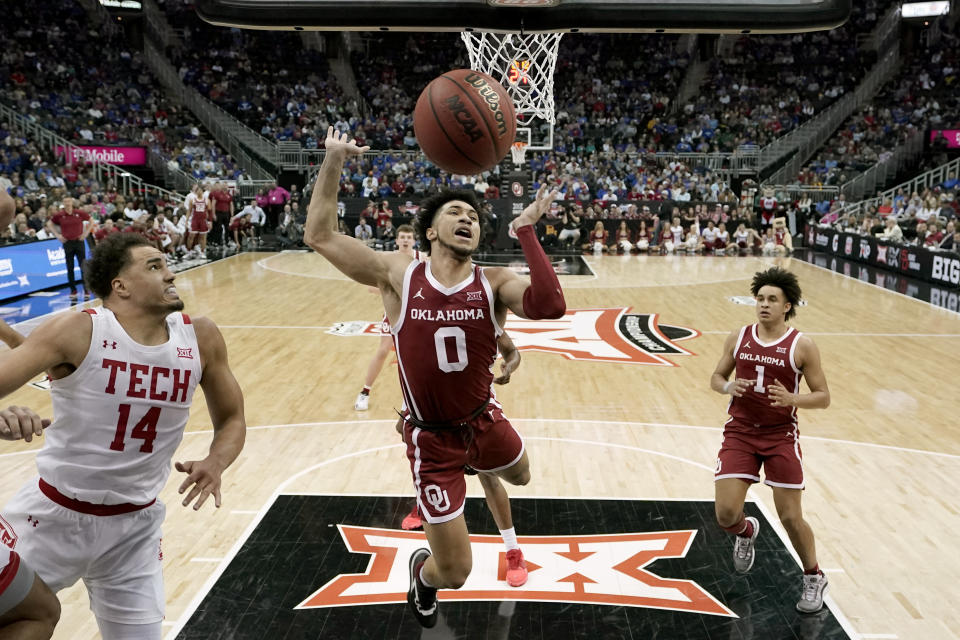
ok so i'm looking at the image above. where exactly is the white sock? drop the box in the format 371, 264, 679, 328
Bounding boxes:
418, 565, 435, 589
500, 527, 519, 551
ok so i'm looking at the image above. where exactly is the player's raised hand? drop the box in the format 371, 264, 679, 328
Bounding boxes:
512, 185, 560, 231
323, 125, 370, 157
768, 379, 796, 407
0, 406, 50, 443
175, 457, 225, 510
725, 378, 755, 398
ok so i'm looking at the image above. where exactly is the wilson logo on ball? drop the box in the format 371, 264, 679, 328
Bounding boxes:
463, 72, 509, 137
414, 68, 517, 175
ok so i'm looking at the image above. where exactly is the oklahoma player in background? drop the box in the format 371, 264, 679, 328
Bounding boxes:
710, 267, 830, 614
305, 127, 565, 629
0, 233, 246, 640
184, 183, 213, 258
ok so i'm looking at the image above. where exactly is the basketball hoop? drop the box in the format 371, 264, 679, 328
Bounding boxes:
510, 141, 529, 167
461, 31, 562, 151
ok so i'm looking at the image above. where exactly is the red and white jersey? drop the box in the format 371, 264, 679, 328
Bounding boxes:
0, 545, 10, 572
189, 192, 208, 223
760, 197, 777, 212
716, 230, 730, 245
36, 307, 202, 504
728, 324, 803, 428
774, 228, 787, 245
734, 229, 750, 246
702, 227, 718, 243
391, 261, 501, 423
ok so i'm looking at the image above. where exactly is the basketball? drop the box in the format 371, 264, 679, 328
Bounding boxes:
413, 69, 517, 176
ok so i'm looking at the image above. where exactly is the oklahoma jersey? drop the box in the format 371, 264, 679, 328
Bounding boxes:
728, 323, 802, 428
36, 307, 202, 504
391, 261, 501, 423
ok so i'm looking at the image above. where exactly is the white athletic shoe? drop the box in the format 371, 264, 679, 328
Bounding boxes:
796, 571, 828, 613
354, 393, 369, 411
733, 517, 759, 573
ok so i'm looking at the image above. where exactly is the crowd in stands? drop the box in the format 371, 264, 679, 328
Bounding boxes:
168, 14, 353, 149
811, 179, 960, 249
797, 22, 960, 187
0, 0, 244, 182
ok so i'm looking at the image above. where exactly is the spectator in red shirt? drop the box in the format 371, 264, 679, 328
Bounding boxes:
94, 218, 120, 243
49, 197, 91, 298
375, 201, 393, 230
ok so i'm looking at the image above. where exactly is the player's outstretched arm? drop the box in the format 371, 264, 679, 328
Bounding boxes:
494, 331, 521, 385
0, 312, 91, 401
0, 188, 14, 229
769, 336, 830, 409
710, 330, 755, 397
175, 317, 246, 510
304, 127, 389, 288
493, 186, 566, 320
0, 317, 25, 350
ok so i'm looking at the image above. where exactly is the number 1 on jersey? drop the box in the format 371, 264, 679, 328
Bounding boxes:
109, 404, 161, 453
753, 365, 765, 393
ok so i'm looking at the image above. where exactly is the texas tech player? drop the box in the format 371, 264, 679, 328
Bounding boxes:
0, 234, 246, 640
710, 267, 830, 614
305, 127, 565, 629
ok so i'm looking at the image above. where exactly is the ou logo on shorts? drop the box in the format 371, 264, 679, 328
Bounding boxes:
423, 485, 451, 512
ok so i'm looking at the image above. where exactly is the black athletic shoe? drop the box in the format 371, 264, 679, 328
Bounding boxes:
463, 465, 478, 476
407, 548, 438, 628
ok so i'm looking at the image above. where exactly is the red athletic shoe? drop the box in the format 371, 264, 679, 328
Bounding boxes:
401, 504, 423, 531
505, 548, 528, 587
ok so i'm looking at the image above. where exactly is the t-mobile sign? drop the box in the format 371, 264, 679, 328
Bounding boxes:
930, 130, 960, 149
55, 145, 147, 166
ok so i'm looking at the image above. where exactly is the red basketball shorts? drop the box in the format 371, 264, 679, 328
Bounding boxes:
403, 402, 524, 524
190, 213, 209, 233
714, 419, 804, 489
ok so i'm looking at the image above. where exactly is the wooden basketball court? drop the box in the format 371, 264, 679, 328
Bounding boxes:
2, 251, 958, 639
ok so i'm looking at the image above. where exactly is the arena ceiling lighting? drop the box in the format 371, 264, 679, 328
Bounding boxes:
901, 1, 950, 18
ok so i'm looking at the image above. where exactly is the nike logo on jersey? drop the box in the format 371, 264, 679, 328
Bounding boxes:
413, 288, 425, 300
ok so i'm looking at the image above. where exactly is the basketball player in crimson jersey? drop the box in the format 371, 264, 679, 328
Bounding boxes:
710, 267, 831, 614
306, 127, 565, 628
356, 224, 533, 586
0, 233, 246, 640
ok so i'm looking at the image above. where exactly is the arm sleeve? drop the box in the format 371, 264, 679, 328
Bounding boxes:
516, 224, 566, 319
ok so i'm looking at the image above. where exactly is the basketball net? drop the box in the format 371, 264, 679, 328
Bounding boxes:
461, 31, 562, 162
510, 141, 529, 166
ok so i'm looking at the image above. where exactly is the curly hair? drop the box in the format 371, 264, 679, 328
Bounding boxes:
84, 233, 154, 299
414, 190, 485, 254
751, 267, 802, 320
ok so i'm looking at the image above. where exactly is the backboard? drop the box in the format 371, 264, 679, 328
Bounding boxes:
196, 0, 851, 34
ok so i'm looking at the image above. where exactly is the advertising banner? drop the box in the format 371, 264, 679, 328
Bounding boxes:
0, 240, 85, 301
